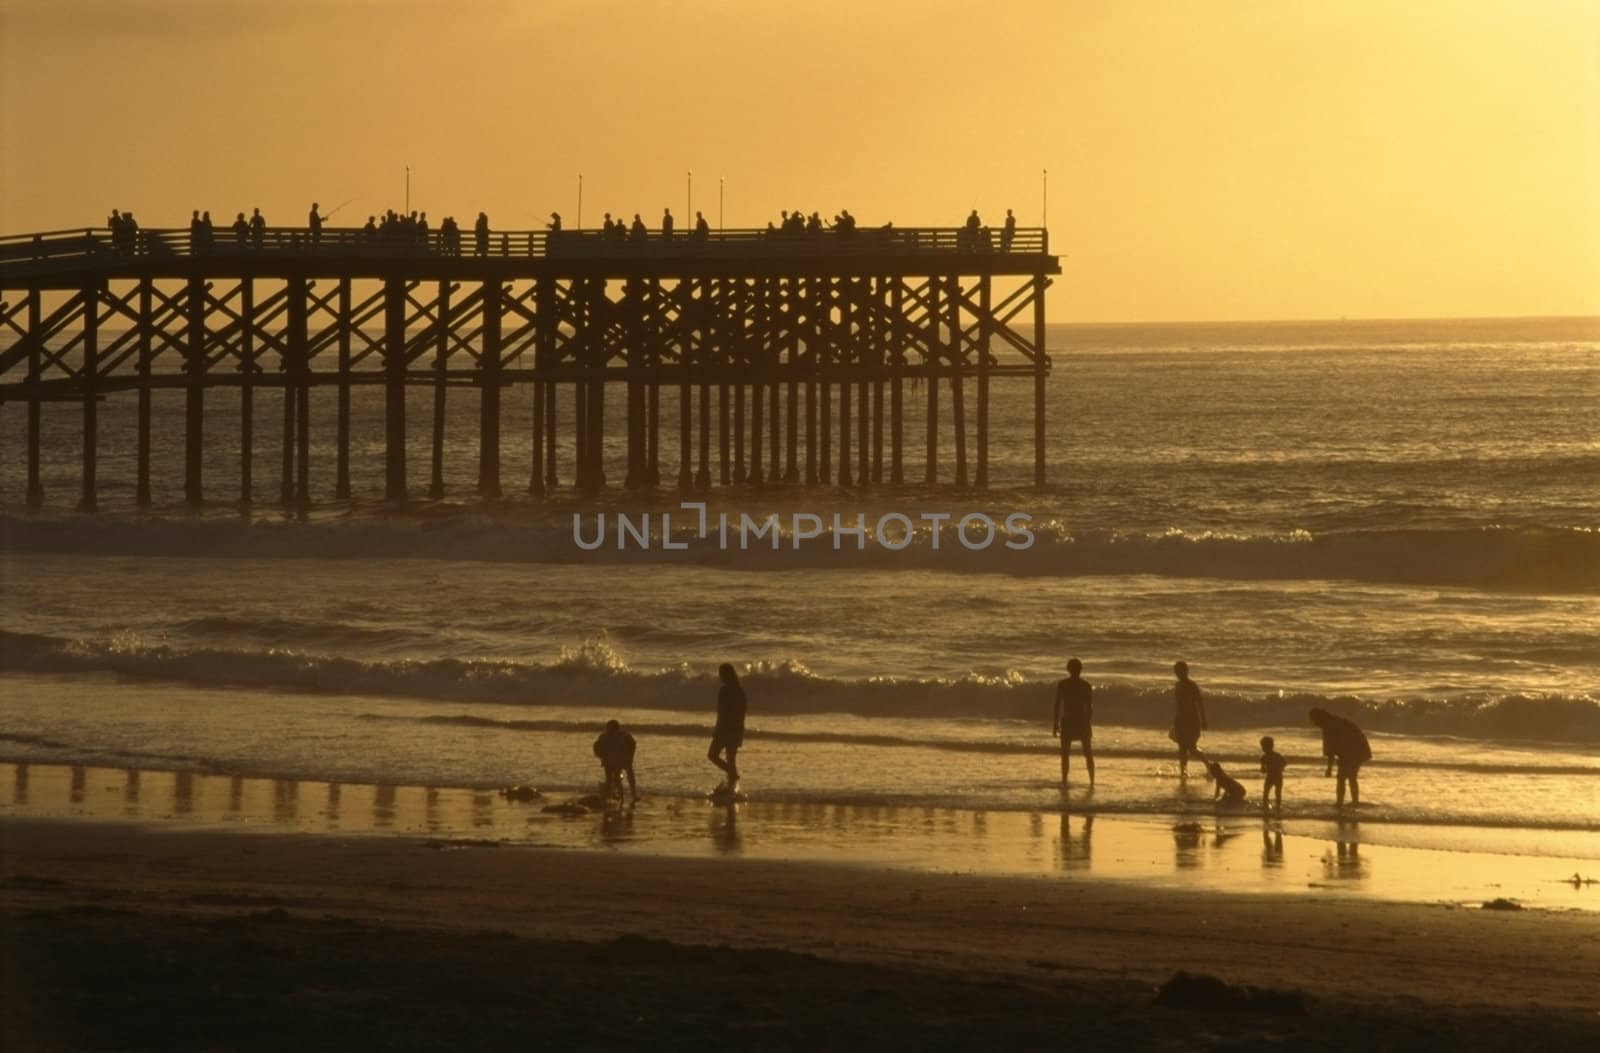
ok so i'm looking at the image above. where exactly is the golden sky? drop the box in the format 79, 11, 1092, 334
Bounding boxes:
3, 0, 1597, 322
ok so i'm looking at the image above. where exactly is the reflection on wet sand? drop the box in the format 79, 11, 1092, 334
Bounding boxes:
1322, 821, 1368, 884
0, 763, 1592, 911
273, 779, 299, 824
599, 806, 635, 845
425, 787, 441, 833
711, 803, 742, 854
123, 769, 141, 815
1173, 822, 1204, 869
174, 771, 195, 816
1262, 826, 1284, 868
1058, 812, 1093, 871
374, 785, 396, 827
1173, 821, 1244, 871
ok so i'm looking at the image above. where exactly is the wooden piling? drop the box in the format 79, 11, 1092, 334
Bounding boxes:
925, 277, 939, 485
136, 278, 152, 507
430, 281, 449, 499
286, 276, 309, 508
697, 381, 711, 491
890, 279, 904, 485
384, 276, 407, 501
748, 379, 764, 485
588, 376, 606, 490
295, 336, 310, 511
950, 274, 967, 489
733, 382, 745, 484
80, 283, 99, 512
544, 380, 558, 491
838, 284, 852, 488
718, 382, 730, 485
25, 288, 42, 507
335, 278, 351, 500
976, 275, 990, 489
768, 371, 781, 483
1034, 273, 1047, 487
479, 280, 502, 498
184, 276, 204, 506
805, 378, 818, 486
239, 279, 254, 506
678, 376, 693, 492
532, 276, 553, 496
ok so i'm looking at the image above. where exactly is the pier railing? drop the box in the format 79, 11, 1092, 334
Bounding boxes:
0, 225, 1049, 276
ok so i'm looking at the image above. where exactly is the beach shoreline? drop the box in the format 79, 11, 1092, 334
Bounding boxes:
4, 816, 1599, 1050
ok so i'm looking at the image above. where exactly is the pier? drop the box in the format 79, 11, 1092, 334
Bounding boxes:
0, 222, 1058, 509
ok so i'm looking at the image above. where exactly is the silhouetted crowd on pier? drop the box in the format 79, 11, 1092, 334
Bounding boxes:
97, 203, 1030, 259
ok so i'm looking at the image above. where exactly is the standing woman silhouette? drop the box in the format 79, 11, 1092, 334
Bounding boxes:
709, 663, 747, 792
1172, 661, 1208, 776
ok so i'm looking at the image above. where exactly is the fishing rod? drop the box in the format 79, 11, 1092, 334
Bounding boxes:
324, 197, 356, 220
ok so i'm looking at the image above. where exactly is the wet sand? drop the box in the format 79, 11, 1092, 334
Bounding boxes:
4, 816, 1600, 1051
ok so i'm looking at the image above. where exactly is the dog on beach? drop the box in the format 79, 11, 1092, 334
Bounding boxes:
1203, 759, 1248, 806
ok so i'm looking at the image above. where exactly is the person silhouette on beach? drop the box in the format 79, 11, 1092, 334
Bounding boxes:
592, 719, 638, 803
1259, 735, 1287, 813
1310, 707, 1371, 807
1052, 657, 1095, 786
1171, 661, 1207, 775
1204, 758, 1247, 806
709, 663, 747, 792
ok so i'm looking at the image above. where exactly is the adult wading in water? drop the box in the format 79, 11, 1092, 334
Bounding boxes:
1310, 707, 1372, 807
1172, 661, 1207, 776
1052, 658, 1095, 786
709, 663, 747, 792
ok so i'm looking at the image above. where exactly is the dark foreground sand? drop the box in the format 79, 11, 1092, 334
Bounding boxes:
3, 819, 1599, 1051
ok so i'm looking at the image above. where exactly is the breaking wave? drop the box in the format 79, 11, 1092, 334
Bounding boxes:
2, 513, 1597, 591
5, 628, 1597, 744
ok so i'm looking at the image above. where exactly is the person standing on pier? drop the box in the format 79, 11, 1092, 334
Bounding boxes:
1001, 208, 1016, 252
249, 207, 266, 250
474, 211, 489, 256
630, 213, 648, 242
232, 212, 249, 248
693, 211, 710, 241
661, 208, 674, 240
307, 202, 326, 246
1171, 661, 1207, 776
1052, 657, 1095, 787
709, 663, 747, 793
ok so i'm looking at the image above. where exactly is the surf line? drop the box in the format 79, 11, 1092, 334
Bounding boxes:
572, 503, 1036, 552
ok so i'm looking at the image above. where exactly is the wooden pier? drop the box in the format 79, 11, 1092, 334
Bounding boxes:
0, 222, 1058, 509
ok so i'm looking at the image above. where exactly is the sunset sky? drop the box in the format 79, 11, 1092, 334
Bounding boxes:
2, 0, 1596, 322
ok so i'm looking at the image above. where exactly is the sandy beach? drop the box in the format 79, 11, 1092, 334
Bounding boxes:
4, 814, 1599, 1051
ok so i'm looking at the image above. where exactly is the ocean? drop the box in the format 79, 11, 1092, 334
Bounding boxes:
2, 316, 1597, 864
